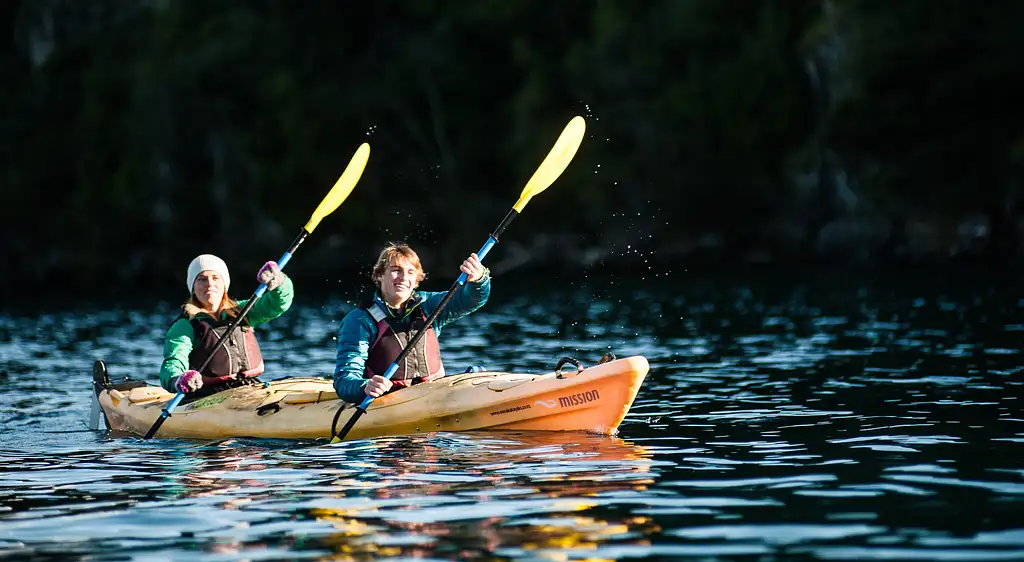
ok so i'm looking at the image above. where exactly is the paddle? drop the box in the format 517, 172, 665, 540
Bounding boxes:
143, 143, 371, 440
330, 116, 587, 443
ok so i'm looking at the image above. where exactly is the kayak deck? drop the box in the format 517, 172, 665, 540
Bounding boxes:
95, 356, 649, 440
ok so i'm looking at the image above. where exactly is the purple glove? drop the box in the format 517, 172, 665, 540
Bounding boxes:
257, 261, 285, 290
176, 370, 203, 393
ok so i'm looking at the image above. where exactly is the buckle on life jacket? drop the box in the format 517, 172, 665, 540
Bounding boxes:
368, 302, 388, 323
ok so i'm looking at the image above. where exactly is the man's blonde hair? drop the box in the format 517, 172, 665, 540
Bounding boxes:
371, 242, 426, 288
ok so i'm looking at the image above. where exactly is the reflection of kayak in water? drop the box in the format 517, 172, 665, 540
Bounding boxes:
351, 429, 655, 467
424, 429, 656, 464
308, 430, 657, 534
93, 355, 649, 440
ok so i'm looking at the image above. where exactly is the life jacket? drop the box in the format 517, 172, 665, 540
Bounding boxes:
186, 312, 265, 387
364, 299, 444, 391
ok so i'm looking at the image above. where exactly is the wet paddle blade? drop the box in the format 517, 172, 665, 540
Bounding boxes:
513, 116, 586, 212
304, 143, 370, 233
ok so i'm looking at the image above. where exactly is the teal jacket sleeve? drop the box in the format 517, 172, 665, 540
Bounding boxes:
333, 308, 377, 403
237, 275, 294, 326
423, 273, 491, 336
160, 318, 195, 392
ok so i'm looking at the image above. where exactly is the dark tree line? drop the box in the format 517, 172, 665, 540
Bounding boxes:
3, 1, 1023, 298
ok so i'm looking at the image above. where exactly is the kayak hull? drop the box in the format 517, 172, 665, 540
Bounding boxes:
96, 356, 649, 440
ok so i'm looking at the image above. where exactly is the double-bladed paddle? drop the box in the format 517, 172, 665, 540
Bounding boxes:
330, 116, 586, 442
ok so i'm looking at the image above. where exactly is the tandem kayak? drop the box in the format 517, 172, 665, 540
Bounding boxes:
91, 355, 649, 440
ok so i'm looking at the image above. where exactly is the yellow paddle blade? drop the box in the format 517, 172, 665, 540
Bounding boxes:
513, 116, 586, 212
304, 143, 371, 233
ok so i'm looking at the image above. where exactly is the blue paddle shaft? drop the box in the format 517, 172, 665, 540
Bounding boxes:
144, 391, 185, 438
164, 393, 184, 413
356, 363, 399, 410
254, 250, 293, 298
456, 237, 497, 285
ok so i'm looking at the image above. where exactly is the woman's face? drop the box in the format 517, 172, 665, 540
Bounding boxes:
377, 256, 420, 307
192, 270, 226, 311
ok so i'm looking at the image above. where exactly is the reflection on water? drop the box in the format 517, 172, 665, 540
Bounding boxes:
1, 274, 1023, 560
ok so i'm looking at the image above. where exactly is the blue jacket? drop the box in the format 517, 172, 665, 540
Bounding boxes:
333, 275, 491, 403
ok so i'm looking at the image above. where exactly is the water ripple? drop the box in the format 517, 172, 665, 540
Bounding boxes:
1, 277, 1023, 559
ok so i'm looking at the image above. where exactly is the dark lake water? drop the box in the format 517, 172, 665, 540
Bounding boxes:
1, 272, 1023, 560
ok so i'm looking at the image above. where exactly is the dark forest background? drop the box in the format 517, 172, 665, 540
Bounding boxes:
3, 1, 1024, 301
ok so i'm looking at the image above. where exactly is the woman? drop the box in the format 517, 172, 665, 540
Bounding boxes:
334, 242, 490, 403
160, 253, 293, 396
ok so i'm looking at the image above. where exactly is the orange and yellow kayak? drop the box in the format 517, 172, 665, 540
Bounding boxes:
93, 356, 649, 440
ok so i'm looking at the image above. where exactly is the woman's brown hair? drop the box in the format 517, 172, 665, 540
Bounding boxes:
182, 294, 241, 319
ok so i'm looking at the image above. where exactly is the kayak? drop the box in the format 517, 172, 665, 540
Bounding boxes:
92, 355, 649, 440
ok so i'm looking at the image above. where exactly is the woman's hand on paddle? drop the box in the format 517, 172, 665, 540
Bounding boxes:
364, 375, 393, 398
175, 370, 203, 394
257, 261, 285, 290
461, 253, 486, 283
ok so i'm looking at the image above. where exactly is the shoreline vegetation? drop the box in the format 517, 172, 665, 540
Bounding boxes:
4, 1, 1023, 295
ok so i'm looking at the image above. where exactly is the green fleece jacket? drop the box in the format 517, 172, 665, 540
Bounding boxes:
159, 276, 294, 391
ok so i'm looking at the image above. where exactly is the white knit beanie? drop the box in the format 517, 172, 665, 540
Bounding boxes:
186, 254, 231, 293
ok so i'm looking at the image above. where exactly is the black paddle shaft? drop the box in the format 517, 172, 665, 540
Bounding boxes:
143, 229, 310, 439
332, 210, 519, 441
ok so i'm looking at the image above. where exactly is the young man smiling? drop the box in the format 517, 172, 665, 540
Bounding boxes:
332, 243, 491, 403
